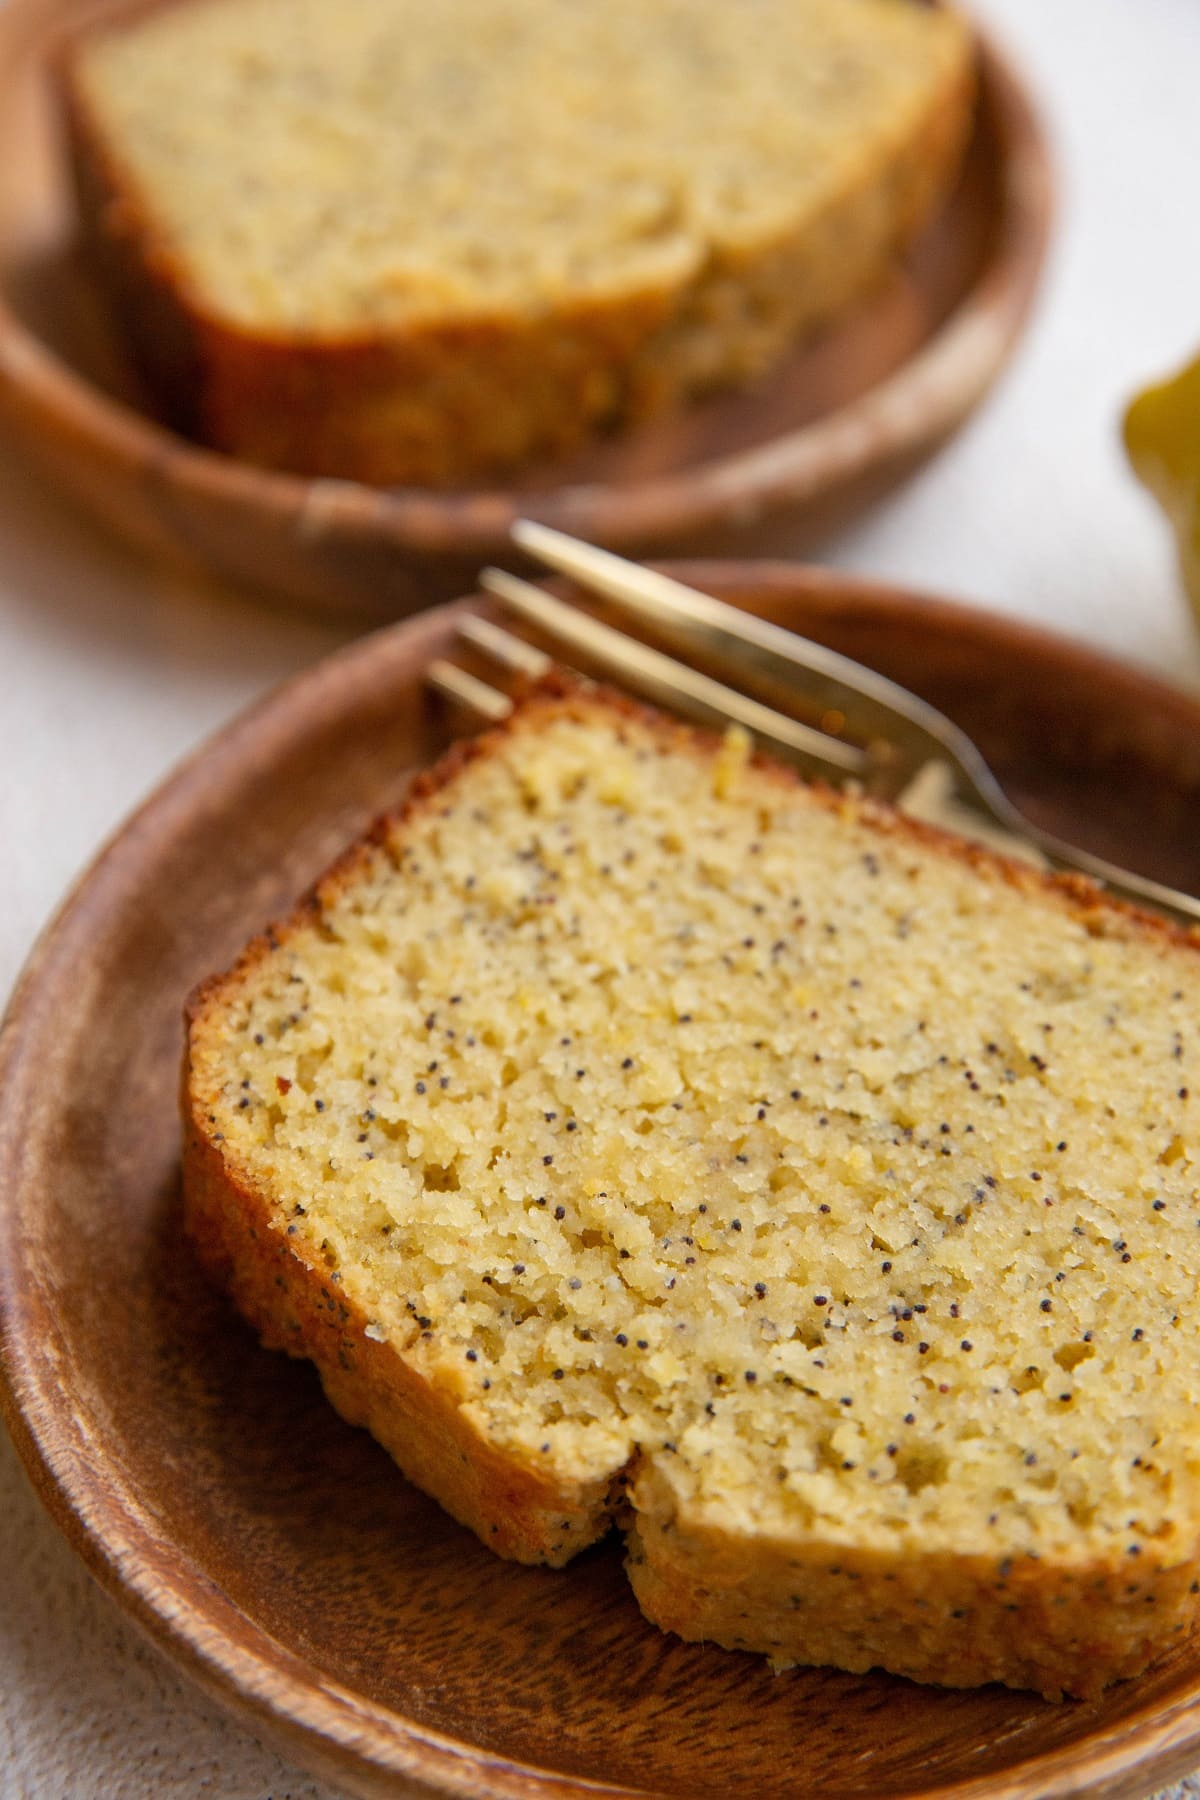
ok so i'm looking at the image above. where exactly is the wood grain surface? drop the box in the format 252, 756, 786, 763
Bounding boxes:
2, 568, 1200, 1800
0, 0, 1052, 619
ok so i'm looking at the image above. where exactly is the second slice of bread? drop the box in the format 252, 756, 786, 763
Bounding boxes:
62, 0, 974, 485
184, 685, 1200, 1700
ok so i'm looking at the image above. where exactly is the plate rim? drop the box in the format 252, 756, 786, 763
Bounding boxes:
0, 14, 1052, 607
5, 569, 1200, 1800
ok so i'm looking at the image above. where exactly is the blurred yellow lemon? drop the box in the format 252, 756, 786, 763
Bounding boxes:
1124, 352, 1200, 619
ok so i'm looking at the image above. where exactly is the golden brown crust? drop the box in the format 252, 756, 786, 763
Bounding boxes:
625, 1471, 1200, 1701
58, 20, 976, 486
58, 57, 208, 437
627, 1518, 1200, 1701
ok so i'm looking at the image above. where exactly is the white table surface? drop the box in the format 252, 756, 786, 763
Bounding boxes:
3, 1, 1200, 1794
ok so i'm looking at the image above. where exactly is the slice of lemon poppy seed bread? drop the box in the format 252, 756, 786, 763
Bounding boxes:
183, 684, 1200, 1700
62, 0, 973, 485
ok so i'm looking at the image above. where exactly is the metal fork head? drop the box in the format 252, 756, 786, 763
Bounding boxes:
427, 523, 1200, 929
507, 520, 1016, 819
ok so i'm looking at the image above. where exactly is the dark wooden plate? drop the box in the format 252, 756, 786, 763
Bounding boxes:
0, 1, 1051, 620
4, 568, 1200, 1800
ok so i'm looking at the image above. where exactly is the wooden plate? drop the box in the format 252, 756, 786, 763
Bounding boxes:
3, 567, 1200, 1800
0, 2, 1051, 620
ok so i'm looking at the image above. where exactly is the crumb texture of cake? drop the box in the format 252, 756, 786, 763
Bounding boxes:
63, 0, 974, 484
183, 687, 1200, 1699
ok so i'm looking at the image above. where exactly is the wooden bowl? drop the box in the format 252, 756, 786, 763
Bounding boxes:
0, 2, 1052, 620
3, 566, 1200, 1800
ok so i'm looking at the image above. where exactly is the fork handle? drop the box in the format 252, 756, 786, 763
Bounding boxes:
1021, 828, 1200, 929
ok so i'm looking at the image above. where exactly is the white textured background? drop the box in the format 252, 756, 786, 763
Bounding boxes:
3, 1, 1200, 1794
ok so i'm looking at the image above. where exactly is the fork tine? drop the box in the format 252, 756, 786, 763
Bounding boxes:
511, 517, 968, 753
427, 659, 513, 721
479, 567, 868, 778
458, 615, 552, 677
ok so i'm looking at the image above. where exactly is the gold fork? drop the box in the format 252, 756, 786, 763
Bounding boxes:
429, 521, 1200, 928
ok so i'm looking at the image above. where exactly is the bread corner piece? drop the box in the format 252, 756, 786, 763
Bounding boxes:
61, 0, 975, 486
183, 684, 1200, 1699
183, 1099, 627, 1565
